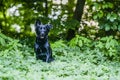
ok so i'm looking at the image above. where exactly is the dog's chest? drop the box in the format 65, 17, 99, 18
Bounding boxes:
39, 46, 46, 53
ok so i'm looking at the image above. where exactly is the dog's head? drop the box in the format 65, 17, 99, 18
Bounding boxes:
35, 20, 52, 39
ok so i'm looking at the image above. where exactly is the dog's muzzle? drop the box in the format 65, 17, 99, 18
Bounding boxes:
40, 33, 45, 39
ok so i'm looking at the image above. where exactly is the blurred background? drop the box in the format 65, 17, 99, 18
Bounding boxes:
0, 0, 120, 45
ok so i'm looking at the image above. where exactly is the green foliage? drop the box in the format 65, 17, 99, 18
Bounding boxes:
51, 40, 68, 56
0, 0, 77, 40
1, 0, 120, 41
87, 1, 120, 31
0, 33, 22, 50
0, 33, 120, 79
94, 36, 119, 58
64, 19, 80, 30
69, 35, 120, 59
69, 35, 91, 49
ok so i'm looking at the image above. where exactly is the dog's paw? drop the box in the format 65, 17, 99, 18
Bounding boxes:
47, 58, 54, 63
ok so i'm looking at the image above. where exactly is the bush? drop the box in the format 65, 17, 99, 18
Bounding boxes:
69, 35, 92, 49
94, 36, 119, 59
69, 35, 120, 60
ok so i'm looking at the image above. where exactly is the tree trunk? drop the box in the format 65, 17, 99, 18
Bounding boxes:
73, 0, 86, 22
45, 0, 48, 17
66, 0, 86, 40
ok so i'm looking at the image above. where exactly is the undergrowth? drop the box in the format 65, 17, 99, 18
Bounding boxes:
0, 33, 120, 80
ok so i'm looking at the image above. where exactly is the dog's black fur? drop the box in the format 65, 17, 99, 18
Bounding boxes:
34, 20, 54, 63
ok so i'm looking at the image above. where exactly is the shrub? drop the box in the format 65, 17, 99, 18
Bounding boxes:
69, 35, 120, 60
94, 36, 119, 59
69, 35, 92, 50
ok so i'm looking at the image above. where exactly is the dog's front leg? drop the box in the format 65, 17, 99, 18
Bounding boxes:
34, 43, 40, 60
46, 47, 50, 63
46, 54, 50, 63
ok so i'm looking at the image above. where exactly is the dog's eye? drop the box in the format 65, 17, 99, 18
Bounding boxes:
40, 27, 42, 29
44, 27, 46, 29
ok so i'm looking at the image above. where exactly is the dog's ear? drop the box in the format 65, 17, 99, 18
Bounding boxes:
35, 19, 41, 27
46, 24, 53, 31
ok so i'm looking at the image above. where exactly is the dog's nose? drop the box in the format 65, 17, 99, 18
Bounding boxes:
41, 31, 44, 34
41, 32, 45, 36
41, 34, 44, 36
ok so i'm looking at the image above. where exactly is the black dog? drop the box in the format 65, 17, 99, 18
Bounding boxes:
34, 20, 54, 63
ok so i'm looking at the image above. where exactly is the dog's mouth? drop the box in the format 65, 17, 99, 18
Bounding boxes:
40, 36, 44, 39
40, 34, 45, 39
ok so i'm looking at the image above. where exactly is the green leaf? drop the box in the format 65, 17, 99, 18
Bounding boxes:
107, 13, 111, 20
0, 37, 5, 46
105, 24, 110, 31
112, 25, 117, 30
78, 40, 83, 47
112, 13, 117, 19
98, 11, 103, 18
108, 3, 113, 8
118, 25, 120, 31
110, 13, 117, 22
93, 15, 98, 19
96, 41, 103, 49
105, 42, 110, 49
94, 3, 100, 10
110, 17, 115, 22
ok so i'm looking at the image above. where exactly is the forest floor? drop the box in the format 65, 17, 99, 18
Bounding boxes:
0, 46, 120, 80
0, 34, 120, 80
